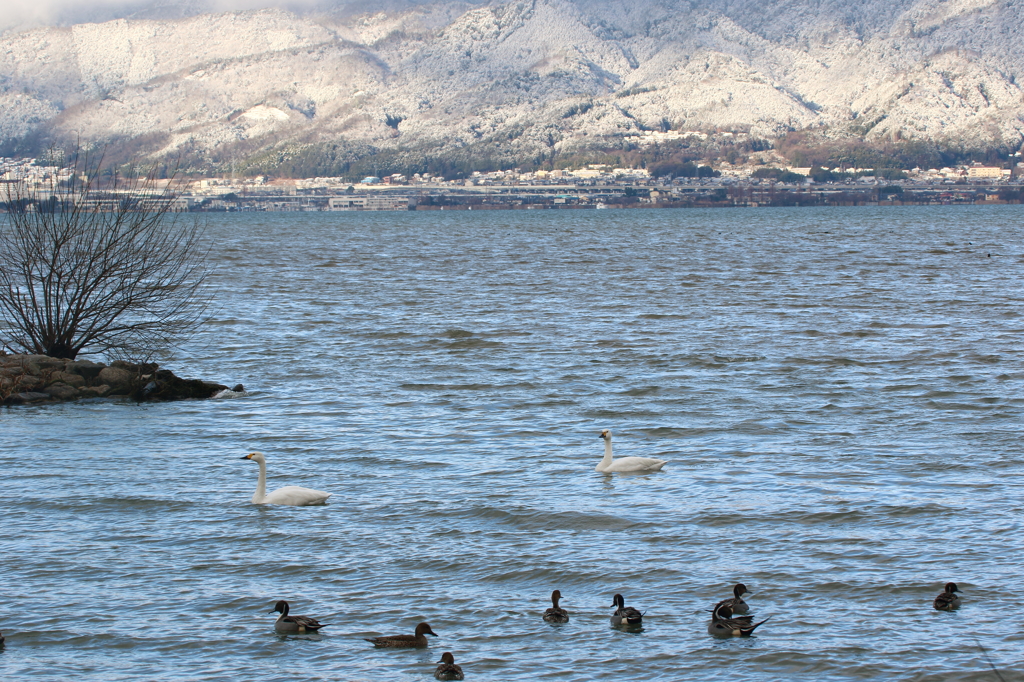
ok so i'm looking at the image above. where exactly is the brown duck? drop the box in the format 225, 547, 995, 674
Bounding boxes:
543, 589, 570, 623
933, 582, 962, 611
434, 651, 465, 680
365, 622, 437, 647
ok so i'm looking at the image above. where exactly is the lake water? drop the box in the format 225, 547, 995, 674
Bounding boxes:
2, 206, 1023, 681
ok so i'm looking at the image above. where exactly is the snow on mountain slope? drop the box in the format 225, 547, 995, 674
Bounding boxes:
1, 0, 1022, 168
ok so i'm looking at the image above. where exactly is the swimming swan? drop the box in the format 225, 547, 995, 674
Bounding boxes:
240, 452, 332, 506
595, 430, 666, 473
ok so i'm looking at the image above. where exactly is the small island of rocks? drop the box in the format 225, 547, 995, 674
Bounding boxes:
0, 354, 243, 405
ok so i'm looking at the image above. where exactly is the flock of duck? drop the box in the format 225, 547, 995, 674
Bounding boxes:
232, 430, 966, 679
269, 601, 456, 678
262, 581, 964, 680
0, 430, 963, 677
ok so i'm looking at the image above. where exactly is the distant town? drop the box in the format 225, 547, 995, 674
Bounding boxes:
3, 155, 1024, 211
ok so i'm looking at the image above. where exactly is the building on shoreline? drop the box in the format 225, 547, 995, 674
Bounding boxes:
328, 195, 411, 211
3, 156, 1023, 212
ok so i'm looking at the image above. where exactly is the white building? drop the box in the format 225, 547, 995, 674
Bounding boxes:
328, 195, 410, 211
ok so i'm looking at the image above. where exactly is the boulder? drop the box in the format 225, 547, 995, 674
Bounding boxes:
15, 374, 43, 391
111, 360, 158, 374
7, 391, 51, 404
80, 385, 111, 398
50, 372, 86, 388
43, 382, 80, 400
65, 360, 104, 382
98, 366, 134, 392
22, 355, 67, 370
2, 357, 41, 375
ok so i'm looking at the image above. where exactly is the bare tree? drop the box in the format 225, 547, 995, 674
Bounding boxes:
0, 149, 210, 360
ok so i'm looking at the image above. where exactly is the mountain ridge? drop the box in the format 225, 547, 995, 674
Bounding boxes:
2, 0, 1022, 173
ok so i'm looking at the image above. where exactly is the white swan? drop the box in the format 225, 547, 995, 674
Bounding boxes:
595, 430, 666, 473
240, 452, 332, 506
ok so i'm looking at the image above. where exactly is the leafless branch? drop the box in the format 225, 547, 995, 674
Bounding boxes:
0, 146, 211, 360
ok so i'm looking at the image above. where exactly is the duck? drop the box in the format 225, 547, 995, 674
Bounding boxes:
933, 582, 962, 611
434, 651, 465, 680
610, 593, 644, 626
270, 600, 328, 634
595, 430, 666, 473
240, 452, 331, 506
543, 589, 570, 623
365, 622, 437, 647
713, 583, 751, 615
707, 603, 770, 638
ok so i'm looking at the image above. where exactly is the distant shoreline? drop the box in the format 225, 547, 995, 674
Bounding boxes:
173, 185, 1023, 212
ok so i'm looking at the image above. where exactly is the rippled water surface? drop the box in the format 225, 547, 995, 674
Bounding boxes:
3, 206, 1024, 681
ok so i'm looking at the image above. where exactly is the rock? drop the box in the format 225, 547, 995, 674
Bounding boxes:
131, 370, 227, 401
98, 366, 134, 392
22, 355, 67, 371
0, 353, 230, 405
111, 360, 158, 374
2, 356, 40, 375
7, 391, 51, 404
14, 375, 42, 391
65, 360, 104, 382
43, 382, 80, 400
50, 372, 86, 388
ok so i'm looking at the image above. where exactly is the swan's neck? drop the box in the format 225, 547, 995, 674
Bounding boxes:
252, 459, 267, 503
597, 438, 614, 471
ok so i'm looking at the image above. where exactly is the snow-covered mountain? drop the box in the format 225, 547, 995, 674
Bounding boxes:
2, 0, 1023, 172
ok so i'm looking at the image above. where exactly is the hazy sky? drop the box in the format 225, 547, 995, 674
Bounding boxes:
1, 0, 333, 31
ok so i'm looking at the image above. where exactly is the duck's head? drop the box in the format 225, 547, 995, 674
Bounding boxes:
415, 622, 437, 637
438, 652, 456, 665
551, 589, 563, 604
944, 582, 960, 594
734, 583, 750, 598
241, 452, 266, 463
713, 603, 734, 620
599, 429, 611, 441
270, 600, 289, 615
611, 593, 625, 608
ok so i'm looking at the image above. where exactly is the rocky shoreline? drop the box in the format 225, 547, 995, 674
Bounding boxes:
0, 354, 242, 405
